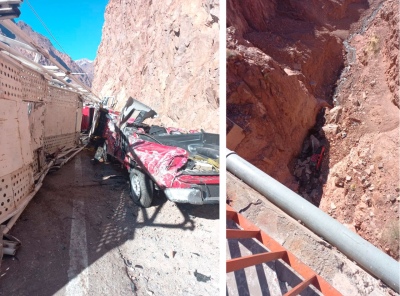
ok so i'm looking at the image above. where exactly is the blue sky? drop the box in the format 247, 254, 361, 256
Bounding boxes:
16, 0, 109, 61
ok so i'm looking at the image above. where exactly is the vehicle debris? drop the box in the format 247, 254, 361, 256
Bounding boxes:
91, 97, 220, 207
2, 233, 21, 256
0, 0, 22, 20
101, 175, 125, 180
293, 129, 327, 204
0, 20, 101, 259
194, 270, 211, 283
0, 226, 21, 265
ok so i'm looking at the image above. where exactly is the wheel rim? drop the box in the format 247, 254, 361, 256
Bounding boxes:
130, 173, 141, 197
103, 142, 107, 160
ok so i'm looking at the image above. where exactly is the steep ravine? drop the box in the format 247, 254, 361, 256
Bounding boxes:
227, 0, 399, 260
227, 0, 367, 188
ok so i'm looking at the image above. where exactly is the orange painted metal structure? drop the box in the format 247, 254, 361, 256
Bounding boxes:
226, 204, 342, 296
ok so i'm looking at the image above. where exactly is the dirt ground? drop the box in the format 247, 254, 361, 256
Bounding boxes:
227, 173, 396, 296
0, 149, 219, 295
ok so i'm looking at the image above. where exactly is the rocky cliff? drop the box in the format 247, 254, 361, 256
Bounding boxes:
92, 0, 219, 132
0, 21, 92, 88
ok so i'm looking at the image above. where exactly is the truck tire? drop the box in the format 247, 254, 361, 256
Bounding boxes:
129, 169, 154, 208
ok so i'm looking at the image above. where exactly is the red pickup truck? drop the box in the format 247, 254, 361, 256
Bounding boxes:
91, 97, 219, 208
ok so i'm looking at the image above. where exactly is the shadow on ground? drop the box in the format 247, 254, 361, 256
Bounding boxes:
0, 149, 218, 295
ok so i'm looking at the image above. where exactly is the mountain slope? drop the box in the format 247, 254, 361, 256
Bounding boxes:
75, 58, 94, 82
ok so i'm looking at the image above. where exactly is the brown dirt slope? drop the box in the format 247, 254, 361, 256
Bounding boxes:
319, 0, 399, 259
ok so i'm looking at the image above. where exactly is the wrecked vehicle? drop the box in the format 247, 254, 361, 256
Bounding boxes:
91, 97, 219, 207
81, 105, 95, 133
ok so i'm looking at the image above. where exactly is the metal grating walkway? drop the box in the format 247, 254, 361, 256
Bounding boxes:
226, 204, 342, 296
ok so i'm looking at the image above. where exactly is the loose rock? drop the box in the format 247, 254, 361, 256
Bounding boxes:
352, 98, 361, 106
322, 124, 339, 135
362, 92, 367, 100
294, 167, 304, 178
363, 181, 371, 189
329, 106, 343, 124
334, 176, 344, 187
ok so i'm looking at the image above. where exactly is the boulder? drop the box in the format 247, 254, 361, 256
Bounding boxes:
329, 106, 343, 123
322, 124, 339, 135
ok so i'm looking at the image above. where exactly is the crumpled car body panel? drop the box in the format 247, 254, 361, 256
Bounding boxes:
125, 137, 190, 189
102, 114, 219, 190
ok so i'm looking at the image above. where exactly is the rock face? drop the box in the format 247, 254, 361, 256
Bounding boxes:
75, 58, 94, 83
0, 21, 92, 88
228, 0, 399, 260
226, 0, 364, 187
92, 1, 219, 132
318, 0, 399, 259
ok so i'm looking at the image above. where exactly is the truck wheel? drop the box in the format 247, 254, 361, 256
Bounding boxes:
129, 169, 154, 208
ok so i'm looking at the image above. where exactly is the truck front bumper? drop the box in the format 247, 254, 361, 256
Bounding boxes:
164, 184, 219, 205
